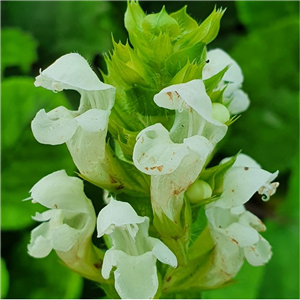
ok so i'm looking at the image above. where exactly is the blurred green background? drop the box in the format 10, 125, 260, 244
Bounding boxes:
1, 1, 299, 299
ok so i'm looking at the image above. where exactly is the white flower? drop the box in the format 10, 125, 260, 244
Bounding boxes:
204, 154, 278, 286
153, 79, 227, 145
215, 153, 279, 209
27, 170, 103, 282
203, 48, 250, 114
32, 53, 116, 184
133, 80, 226, 221
97, 198, 177, 299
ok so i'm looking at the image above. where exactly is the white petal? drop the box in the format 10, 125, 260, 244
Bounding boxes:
153, 80, 227, 145
35, 53, 113, 93
29, 170, 91, 213
206, 206, 238, 232
65, 127, 108, 182
225, 222, 259, 247
203, 49, 243, 84
103, 250, 159, 299
28, 222, 52, 258
204, 232, 244, 287
31, 108, 78, 145
225, 88, 250, 115
32, 210, 57, 222
221, 153, 261, 168
51, 224, 81, 252
154, 79, 210, 112
97, 199, 146, 237
230, 205, 246, 215
215, 166, 274, 209
244, 236, 272, 266
239, 210, 266, 232
149, 237, 178, 268
233, 153, 262, 168
133, 123, 190, 175
101, 248, 117, 279
74, 108, 110, 132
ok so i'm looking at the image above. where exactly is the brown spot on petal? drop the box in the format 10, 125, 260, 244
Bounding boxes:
157, 165, 163, 172
150, 165, 164, 172
173, 187, 185, 195
231, 238, 239, 245
244, 167, 249, 171
167, 92, 173, 101
174, 91, 180, 98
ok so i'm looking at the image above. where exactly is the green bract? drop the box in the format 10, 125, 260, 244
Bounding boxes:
103, 1, 225, 144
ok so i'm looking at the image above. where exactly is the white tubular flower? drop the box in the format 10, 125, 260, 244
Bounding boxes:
204, 154, 278, 286
153, 79, 227, 145
97, 199, 177, 299
133, 123, 212, 220
203, 48, 250, 114
215, 153, 279, 209
133, 80, 225, 221
27, 170, 103, 282
31, 53, 116, 184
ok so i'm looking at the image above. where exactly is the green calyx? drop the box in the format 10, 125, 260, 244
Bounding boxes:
103, 1, 225, 136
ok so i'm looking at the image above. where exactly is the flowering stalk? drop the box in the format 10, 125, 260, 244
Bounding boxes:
26, 1, 279, 298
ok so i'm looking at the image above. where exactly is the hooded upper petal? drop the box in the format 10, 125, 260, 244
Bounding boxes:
203, 49, 243, 84
97, 198, 146, 237
32, 53, 115, 145
153, 79, 227, 145
215, 154, 279, 209
34, 53, 113, 94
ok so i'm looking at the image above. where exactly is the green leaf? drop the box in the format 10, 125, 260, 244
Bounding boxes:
257, 153, 299, 299
1, 77, 68, 150
222, 18, 299, 172
6, 234, 84, 299
3, 2, 117, 63
236, 1, 299, 32
1, 28, 38, 74
1, 257, 9, 298
1, 76, 75, 231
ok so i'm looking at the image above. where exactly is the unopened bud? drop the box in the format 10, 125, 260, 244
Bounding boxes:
186, 179, 212, 204
212, 102, 230, 123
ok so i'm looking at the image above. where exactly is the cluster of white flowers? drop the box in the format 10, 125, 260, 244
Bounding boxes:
27, 49, 278, 298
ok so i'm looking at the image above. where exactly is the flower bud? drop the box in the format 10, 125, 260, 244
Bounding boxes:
186, 179, 212, 204
212, 102, 230, 123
